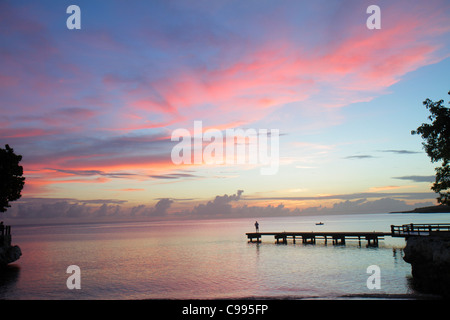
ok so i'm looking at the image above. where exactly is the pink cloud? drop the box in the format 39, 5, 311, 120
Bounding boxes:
120, 45, 314, 130
0, 127, 59, 139
114, 4, 448, 132
2, 0, 450, 199
130, 99, 178, 115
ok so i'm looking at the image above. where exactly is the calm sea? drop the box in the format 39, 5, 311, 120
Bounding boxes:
1, 213, 449, 300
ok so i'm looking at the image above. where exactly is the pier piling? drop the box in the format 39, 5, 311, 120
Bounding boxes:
247, 231, 389, 246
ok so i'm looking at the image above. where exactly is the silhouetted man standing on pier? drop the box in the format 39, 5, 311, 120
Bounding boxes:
255, 221, 259, 233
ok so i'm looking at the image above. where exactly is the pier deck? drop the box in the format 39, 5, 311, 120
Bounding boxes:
390, 223, 450, 238
246, 224, 450, 247
246, 231, 391, 246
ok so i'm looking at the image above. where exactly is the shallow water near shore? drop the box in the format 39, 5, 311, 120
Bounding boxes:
1, 213, 449, 299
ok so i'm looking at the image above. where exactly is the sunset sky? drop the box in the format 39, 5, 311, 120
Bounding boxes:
1, 0, 450, 221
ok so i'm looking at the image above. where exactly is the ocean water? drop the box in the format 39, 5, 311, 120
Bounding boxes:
1, 213, 449, 300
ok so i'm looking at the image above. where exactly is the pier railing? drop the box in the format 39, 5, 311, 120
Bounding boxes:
0, 224, 11, 236
0, 224, 12, 246
391, 223, 450, 237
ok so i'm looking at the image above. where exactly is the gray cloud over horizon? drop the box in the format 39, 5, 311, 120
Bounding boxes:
343, 149, 423, 161
3, 189, 438, 223
392, 175, 435, 183
242, 191, 437, 201
344, 155, 375, 159
379, 150, 422, 155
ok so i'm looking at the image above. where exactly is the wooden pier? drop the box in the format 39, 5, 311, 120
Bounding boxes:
0, 224, 12, 246
390, 223, 450, 238
246, 224, 450, 247
246, 231, 390, 246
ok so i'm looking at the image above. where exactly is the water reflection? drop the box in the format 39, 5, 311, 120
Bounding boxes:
392, 248, 404, 264
6, 213, 445, 299
0, 264, 21, 298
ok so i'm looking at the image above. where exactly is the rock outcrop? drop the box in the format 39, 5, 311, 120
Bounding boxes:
0, 244, 22, 267
0, 228, 22, 268
403, 235, 450, 297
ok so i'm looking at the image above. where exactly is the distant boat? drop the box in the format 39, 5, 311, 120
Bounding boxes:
316, 222, 324, 225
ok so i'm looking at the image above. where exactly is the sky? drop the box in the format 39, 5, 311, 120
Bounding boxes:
1, 0, 450, 223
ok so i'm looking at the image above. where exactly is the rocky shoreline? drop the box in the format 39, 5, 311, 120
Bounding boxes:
0, 244, 21, 267
403, 234, 450, 298
0, 226, 22, 268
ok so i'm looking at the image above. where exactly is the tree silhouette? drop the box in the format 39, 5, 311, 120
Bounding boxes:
0, 144, 25, 212
412, 91, 450, 205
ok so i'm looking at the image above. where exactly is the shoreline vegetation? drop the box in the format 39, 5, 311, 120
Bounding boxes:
390, 204, 450, 214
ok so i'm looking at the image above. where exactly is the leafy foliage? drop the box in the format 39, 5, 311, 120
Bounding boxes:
412, 91, 450, 205
0, 144, 25, 212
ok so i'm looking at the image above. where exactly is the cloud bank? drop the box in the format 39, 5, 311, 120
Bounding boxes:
393, 175, 435, 183
5, 190, 437, 223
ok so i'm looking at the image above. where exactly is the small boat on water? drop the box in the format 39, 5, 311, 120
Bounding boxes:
316, 222, 324, 225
